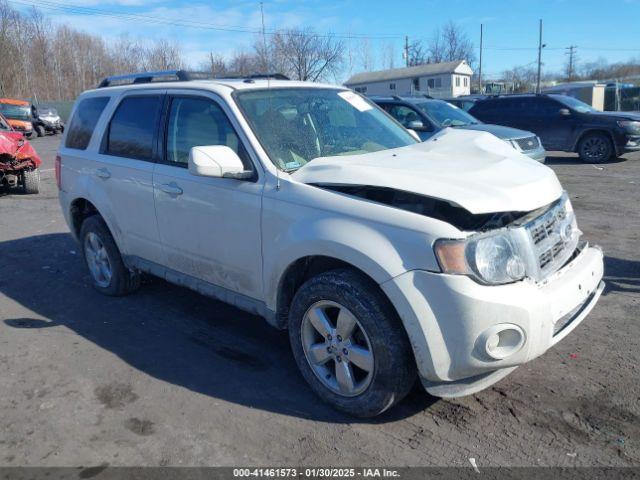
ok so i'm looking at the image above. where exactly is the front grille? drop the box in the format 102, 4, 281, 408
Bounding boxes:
523, 194, 580, 280
513, 136, 540, 151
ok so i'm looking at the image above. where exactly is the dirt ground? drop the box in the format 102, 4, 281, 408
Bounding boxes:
0, 135, 638, 467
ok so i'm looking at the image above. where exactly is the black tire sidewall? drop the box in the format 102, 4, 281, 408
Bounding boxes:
22, 169, 39, 194
79, 215, 139, 296
288, 269, 415, 417
579, 133, 613, 164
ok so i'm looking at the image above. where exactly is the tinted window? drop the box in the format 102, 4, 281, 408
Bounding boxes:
65, 97, 109, 150
386, 105, 421, 128
533, 98, 563, 115
165, 96, 249, 167
106, 96, 161, 160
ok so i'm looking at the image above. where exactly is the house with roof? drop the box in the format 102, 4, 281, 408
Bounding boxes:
344, 60, 473, 99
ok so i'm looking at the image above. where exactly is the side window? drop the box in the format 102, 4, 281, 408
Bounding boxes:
65, 97, 109, 150
427, 78, 435, 89
534, 98, 563, 115
387, 105, 421, 128
105, 96, 161, 160
455, 76, 461, 87
165, 96, 249, 168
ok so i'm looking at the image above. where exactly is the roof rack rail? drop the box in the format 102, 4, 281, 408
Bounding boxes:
97, 70, 290, 88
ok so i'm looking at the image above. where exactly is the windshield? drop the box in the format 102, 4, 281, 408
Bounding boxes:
40, 108, 58, 116
415, 100, 480, 127
0, 103, 31, 121
234, 88, 417, 171
0, 115, 10, 130
553, 95, 597, 113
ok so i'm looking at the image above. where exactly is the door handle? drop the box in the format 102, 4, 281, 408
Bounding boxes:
158, 182, 183, 196
94, 167, 111, 179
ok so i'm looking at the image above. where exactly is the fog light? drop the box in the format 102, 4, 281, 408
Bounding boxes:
480, 324, 525, 360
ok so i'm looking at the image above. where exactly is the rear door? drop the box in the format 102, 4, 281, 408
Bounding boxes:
95, 91, 165, 263
152, 91, 264, 300
530, 97, 577, 150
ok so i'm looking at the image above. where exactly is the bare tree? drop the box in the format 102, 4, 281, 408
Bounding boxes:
407, 40, 428, 66
428, 21, 476, 66
145, 39, 183, 71
358, 38, 374, 71
501, 65, 538, 92
272, 28, 344, 81
201, 52, 228, 77
380, 42, 395, 70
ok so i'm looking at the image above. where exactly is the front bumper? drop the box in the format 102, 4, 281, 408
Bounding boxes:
381, 245, 604, 397
622, 135, 640, 152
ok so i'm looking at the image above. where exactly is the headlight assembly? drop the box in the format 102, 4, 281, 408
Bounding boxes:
434, 230, 526, 285
618, 120, 640, 135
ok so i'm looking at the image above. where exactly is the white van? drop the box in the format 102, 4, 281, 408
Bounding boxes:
56, 71, 604, 417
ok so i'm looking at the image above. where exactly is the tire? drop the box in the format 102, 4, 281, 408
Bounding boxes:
35, 125, 45, 137
22, 169, 40, 194
288, 268, 416, 417
578, 133, 614, 164
79, 215, 141, 296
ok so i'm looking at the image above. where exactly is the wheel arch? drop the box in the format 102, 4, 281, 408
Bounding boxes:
275, 255, 396, 329
573, 128, 617, 154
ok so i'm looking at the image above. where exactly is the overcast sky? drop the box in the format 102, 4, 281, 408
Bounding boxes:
10, 0, 640, 81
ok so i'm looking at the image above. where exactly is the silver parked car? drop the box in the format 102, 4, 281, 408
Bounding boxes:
373, 96, 546, 162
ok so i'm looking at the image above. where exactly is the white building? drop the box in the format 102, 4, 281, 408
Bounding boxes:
344, 60, 473, 99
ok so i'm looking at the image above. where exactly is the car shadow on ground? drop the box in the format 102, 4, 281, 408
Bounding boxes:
603, 255, 640, 296
545, 155, 628, 166
0, 232, 437, 424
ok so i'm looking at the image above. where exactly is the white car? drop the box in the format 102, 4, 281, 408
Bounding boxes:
57, 71, 604, 417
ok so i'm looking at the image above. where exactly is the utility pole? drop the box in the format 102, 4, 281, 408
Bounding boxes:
565, 45, 577, 81
478, 24, 483, 93
405, 36, 409, 67
536, 19, 545, 94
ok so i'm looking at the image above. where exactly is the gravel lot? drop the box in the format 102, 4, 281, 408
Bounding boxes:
0, 135, 638, 467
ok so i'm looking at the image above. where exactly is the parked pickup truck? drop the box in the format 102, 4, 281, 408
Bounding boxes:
57, 71, 604, 417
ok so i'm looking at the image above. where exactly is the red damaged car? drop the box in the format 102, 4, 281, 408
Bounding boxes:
0, 112, 41, 194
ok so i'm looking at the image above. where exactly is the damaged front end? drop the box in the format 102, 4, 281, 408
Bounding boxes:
0, 132, 42, 189
315, 184, 527, 231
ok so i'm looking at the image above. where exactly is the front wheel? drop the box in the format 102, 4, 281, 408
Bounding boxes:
35, 125, 45, 137
578, 133, 614, 164
288, 269, 416, 417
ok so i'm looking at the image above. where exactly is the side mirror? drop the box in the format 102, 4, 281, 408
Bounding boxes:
559, 108, 571, 116
407, 120, 425, 130
188, 145, 252, 179
407, 129, 421, 141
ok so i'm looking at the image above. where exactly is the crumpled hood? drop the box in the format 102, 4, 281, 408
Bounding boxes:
292, 128, 562, 215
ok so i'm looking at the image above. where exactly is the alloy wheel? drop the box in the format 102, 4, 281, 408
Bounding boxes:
301, 300, 375, 397
84, 232, 112, 288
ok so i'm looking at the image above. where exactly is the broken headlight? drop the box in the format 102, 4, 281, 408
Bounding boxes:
434, 230, 526, 285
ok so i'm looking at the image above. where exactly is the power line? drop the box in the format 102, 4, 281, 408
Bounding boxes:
7, 0, 403, 39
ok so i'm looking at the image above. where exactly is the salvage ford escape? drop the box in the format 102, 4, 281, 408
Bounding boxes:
57, 70, 604, 417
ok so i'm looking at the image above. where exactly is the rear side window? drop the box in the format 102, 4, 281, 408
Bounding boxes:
65, 97, 109, 150
105, 96, 162, 160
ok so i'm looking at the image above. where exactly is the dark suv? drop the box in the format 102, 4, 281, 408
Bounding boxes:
469, 93, 640, 163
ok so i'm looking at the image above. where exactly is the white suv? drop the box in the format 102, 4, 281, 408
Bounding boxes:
57, 71, 604, 417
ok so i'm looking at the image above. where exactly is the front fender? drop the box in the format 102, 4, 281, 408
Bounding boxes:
264, 217, 409, 311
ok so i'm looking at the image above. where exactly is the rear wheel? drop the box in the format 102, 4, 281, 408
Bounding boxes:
80, 215, 140, 296
288, 269, 416, 417
22, 169, 40, 194
578, 133, 613, 163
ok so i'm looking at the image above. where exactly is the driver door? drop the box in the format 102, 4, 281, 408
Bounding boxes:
152, 92, 264, 300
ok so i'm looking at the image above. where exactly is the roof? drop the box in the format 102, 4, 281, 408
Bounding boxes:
344, 61, 473, 86
369, 96, 443, 105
